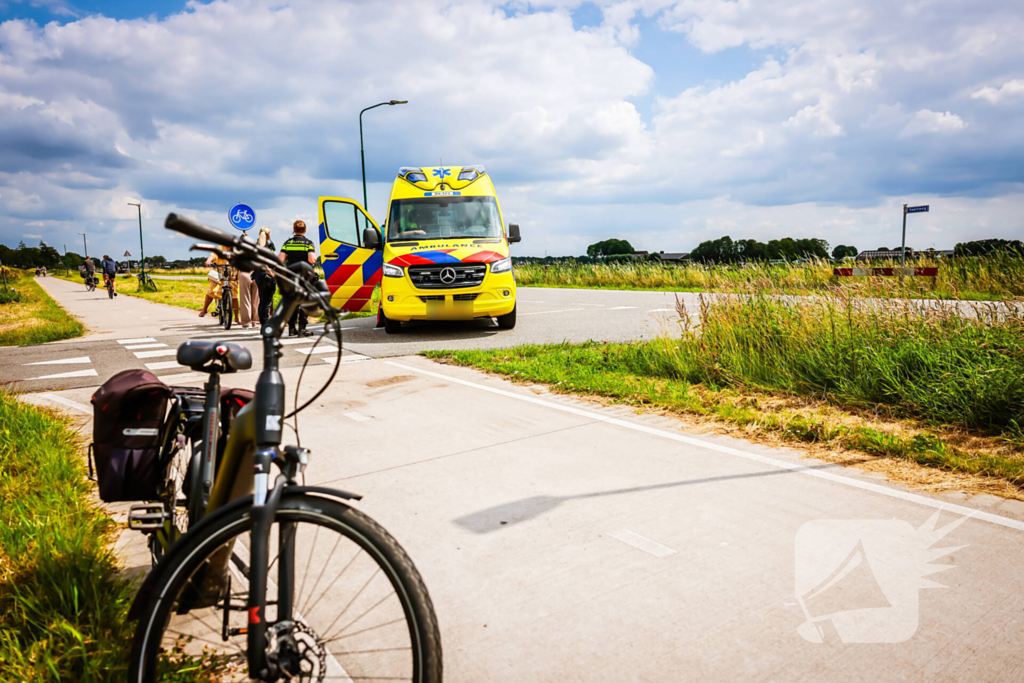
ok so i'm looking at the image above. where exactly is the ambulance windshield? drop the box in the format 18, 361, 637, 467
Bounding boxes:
388, 196, 503, 241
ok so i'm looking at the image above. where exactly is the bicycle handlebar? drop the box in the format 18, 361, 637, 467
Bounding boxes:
166, 213, 236, 248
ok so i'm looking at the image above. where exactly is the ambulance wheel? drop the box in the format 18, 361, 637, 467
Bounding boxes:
384, 314, 402, 334
496, 305, 516, 330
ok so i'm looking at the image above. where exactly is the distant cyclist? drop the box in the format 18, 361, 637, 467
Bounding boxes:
83, 255, 96, 288
101, 254, 118, 297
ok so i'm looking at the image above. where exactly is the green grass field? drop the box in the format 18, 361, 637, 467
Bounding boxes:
0, 271, 85, 346
0, 392, 134, 681
514, 256, 1024, 300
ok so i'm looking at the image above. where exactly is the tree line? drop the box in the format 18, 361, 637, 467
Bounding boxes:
0, 240, 179, 270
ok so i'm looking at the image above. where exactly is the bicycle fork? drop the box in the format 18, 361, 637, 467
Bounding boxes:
247, 307, 291, 680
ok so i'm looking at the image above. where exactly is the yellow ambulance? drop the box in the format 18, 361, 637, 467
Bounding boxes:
317, 165, 521, 333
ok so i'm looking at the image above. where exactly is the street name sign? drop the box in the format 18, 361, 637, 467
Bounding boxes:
906, 205, 929, 213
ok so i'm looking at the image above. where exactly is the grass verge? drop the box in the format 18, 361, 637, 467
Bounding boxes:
425, 291, 1024, 494
57, 272, 376, 319
0, 391, 133, 680
514, 256, 1024, 300
0, 272, 85, 346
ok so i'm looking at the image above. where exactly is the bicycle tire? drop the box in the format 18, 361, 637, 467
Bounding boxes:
129, 494, 442, 683
222, 288, 233, 330
150, 433, 201, 563
107, 278, 114, 299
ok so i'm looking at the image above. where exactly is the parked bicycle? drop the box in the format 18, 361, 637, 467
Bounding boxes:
210, 262, 236, 330
137, 271, 158, 292
118, 214, 441, 682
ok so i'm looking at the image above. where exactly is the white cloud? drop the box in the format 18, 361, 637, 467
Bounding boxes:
0, 0, 1022, 258
22, 233, 42, 239
900, 109, 968, 137
971, 79, 1024, 103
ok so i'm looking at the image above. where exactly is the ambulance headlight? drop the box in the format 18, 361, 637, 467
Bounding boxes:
490, 258, 512, 274
383, 263, 404, 278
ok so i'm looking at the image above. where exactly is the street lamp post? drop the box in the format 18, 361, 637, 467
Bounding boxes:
63, 244, 67, 276
128, 202, 145, 281
359, 100, 408, 211
78, 232, 88, 259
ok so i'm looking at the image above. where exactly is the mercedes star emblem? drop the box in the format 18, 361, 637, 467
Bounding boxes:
439, 267, 457, 284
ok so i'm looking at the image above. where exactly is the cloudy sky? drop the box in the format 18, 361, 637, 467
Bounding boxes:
0, 0, 1021, 259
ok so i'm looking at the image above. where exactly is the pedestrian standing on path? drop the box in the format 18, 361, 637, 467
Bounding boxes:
237, 259, 260, 329
254, 226, 276, 328
279, 220, 316, 337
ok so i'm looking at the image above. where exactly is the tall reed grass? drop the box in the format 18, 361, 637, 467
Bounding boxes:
515, 256, 1024, 299
655, 290, 1024, 435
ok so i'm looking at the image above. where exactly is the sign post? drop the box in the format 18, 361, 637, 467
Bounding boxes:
901, 204, 929, 269
229, 203, 256, 232
124, 250, 132, 274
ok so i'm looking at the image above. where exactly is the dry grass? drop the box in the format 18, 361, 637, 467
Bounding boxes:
0, 271, 85, 346
515, 255, 1024, 300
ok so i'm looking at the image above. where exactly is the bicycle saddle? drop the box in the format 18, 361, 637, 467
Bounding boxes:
176, 340, 252, 373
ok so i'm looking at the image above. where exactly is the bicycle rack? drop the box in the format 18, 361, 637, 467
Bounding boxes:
128, 502, 171, 532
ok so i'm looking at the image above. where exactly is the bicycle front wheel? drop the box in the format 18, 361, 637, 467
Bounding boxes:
129, 494, 442, 683
222, 290, 233, 330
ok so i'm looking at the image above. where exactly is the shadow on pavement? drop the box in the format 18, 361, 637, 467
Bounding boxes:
453, 464, 842, 534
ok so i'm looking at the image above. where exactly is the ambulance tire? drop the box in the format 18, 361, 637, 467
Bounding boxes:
496, 304, 516, 330
384, 314, 402, 334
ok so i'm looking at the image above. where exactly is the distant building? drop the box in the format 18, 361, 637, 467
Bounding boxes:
856, 248, 953, 261
652, 251, 690, 263
628, 250, 649, 261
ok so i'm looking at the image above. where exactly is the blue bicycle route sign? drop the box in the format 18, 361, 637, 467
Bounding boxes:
229, 203, 256, 230
906, 205, 929, 213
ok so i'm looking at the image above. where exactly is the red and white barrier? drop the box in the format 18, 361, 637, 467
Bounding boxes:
833, 267, 938, 286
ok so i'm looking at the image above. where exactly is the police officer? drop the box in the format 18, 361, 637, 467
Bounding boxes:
279, 219, 317, 336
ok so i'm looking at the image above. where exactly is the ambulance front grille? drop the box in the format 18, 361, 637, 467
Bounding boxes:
408, 264, 486, 289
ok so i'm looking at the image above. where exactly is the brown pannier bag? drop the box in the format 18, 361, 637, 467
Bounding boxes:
90, 369, 173, 502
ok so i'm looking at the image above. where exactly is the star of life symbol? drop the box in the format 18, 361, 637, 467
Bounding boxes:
793, 510, 970, 643
432, 167, 451, 178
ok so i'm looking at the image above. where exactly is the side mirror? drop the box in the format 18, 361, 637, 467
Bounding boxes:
507, 223, 521, 244
363, 227, 381, 250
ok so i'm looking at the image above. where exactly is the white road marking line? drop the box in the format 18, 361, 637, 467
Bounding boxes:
124, 342, 168, 350
606, 529, 677, 558
23, 356, 91, 366
117, 337, 156, 344
25, 368, 99, 381
278, 337, 327, 346
648, 308, 677, 313
519, 308, 586, 316
145, 360, 182, 370
134, 349, 177, 359
608, 306, 637, 310
322, 356, 373, 364
33, 393, 93, 415
387, 361, 1024, 533
344, 411, 370, 422
296, 345, 339, 356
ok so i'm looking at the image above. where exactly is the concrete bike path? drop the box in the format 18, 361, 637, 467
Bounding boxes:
25, 355, 1024, 683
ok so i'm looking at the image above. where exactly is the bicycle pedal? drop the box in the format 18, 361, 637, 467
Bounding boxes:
128, 502, 170, 532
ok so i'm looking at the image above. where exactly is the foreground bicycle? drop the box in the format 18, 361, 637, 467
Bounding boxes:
128, 214, 442, 682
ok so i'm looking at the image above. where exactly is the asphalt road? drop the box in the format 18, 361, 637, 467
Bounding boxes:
23, 355, 1024, 682
2, 276, 689, 392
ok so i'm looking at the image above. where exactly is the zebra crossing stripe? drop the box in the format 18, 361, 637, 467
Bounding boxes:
124, 343, 168, 350
23, 356, 91, 366
134, 349, 177, 359
117, 337, 157, 344
145, 360, 181, 370
25, 368, 99, 381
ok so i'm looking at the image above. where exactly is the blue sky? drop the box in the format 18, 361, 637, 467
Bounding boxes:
0, 0, 1022, 259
